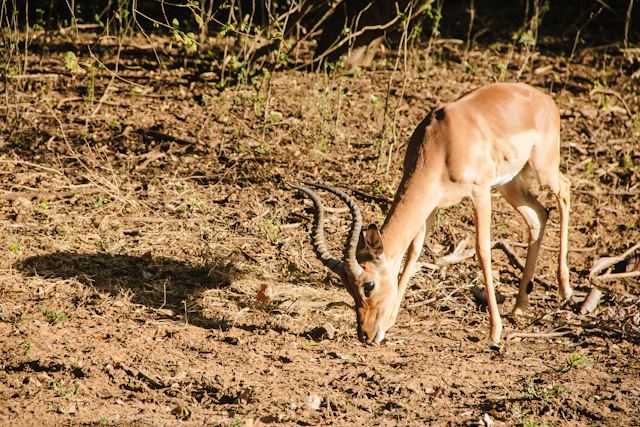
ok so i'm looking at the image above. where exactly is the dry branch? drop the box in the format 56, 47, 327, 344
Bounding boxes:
413, 239, 529, 275
589, 242, 640, 280
352, 189, 393, 204
511, 242, 597, 253
575, 189, 640, 196
580, 287, 603, 315
506, 330, 572, 342
494, 239, 525, 271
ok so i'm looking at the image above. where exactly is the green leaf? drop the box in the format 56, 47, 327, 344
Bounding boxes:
65, 51, 79, 71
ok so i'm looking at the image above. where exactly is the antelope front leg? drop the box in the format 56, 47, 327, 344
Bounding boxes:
472, 189, 502, 349
389, 213, 433, 327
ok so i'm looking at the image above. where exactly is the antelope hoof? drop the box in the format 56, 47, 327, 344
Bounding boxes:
512, 301, 528, 316
559, 287, 573, 302
489, 342, 501, 351
512, 307, 525, 316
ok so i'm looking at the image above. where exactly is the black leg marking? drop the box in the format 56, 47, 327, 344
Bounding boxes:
526, 280, 534, 294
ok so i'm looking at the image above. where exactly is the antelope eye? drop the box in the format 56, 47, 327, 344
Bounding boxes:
363, 281, 375, 297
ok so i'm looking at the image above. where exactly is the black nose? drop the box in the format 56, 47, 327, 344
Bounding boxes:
360, 329, 375, 344
357, 328, 366, 343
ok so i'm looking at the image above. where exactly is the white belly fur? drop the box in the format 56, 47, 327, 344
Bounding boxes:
491, 171, 518, 187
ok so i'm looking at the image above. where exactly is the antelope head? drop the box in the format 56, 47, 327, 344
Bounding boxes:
289, 182, 397, 343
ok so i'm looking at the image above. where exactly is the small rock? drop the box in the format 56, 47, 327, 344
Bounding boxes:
579, 106, 598, 119
58, 403, 76, 415
305, 394, 322, 411
481, 413, 494, 426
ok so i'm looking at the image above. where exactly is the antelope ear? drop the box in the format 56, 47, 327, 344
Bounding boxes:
364, 224, 384, 258
356, 229, 366, 253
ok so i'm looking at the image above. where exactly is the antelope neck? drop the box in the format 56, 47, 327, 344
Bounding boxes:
380, 191, 435, 273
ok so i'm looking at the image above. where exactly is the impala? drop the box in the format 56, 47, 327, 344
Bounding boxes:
290, 83, 571, 349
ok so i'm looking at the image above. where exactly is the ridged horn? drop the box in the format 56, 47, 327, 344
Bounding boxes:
288, 182, 364, 278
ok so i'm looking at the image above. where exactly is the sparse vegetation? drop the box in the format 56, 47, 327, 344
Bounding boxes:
0, 0, 638, 425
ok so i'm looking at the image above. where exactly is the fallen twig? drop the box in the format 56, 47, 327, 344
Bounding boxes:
575, 189, 640, 196
352, 189, 393, 204
520, 313, 639, 340
136, 152, 166, 170
436, 248, 477, 267
580, 288, 603, 315
589, 242, 640, 280
495, 239, 525, 271
511, 242, 597, 253
414, 239, 525, 273
506, 330, 572, 342
597, 271, 640, 281
0, 159, 65, 176
589, 88, 633, 117
406, 297, 437, 309
6, 73, 60, 80
117, 215, 217, 223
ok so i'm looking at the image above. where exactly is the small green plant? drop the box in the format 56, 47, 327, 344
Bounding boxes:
265, 219, 283, 244
39, 307, 69, 325
373, 181, 385, 194
9, 243, 25, 252
568, 352, 591, 366
316, 137, 329, 153
547, 351, 593, 373
24, 342, 34, 355
64, 51, 100, 113
370, 94, 381, 108
590, 77, 611, 108
583, 160, 595, 175
522, 377, 567, 400
522, 378, 538, 399
65, 51, 80, 71
522, 418, 541, 427
632, 116, 640, 139
256, 140, 270, 155
91, 196, 110, 209
496, 61, 508, 81
514, 29, 536, 48
94, 239, 108, 251
169, 18, 197, 51
53, 381, 84, 398
463, 60, 476, 75
107, 118, 121, 128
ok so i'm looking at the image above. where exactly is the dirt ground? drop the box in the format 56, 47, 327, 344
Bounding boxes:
1, 27, 640, 427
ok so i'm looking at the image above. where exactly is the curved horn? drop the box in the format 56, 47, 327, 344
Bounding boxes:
301, 182, 364, 278
288, 183, 346, 276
